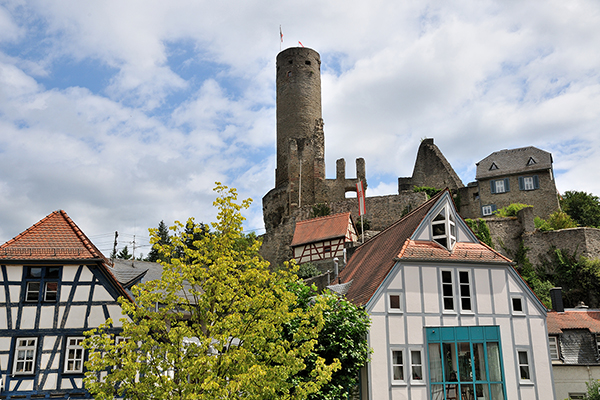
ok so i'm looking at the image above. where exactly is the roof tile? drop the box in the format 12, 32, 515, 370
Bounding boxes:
547, 310, 600, 334
291, 212, 353, 247
0, 210, 105, 260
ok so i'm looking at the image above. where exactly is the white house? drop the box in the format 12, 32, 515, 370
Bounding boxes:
0, 210, 130, 399
338, 190, 555, 400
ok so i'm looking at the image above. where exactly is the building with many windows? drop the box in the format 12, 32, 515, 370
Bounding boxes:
337, 190, 555, 400
0, 210, 130, 399
459, 146, 560, 219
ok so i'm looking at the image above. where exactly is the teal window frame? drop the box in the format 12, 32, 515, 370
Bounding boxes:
426, 326, 507, 400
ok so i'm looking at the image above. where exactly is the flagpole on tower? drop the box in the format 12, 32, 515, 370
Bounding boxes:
279, 25, 283, 51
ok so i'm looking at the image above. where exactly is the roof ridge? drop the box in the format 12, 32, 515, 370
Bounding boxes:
296, 211, 351, 225
59, 210, 107, 261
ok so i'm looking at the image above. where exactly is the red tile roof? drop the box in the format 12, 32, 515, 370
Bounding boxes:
0, 210, 106, 261
398, 240, 512, 264
547, 310, 600, 334
291, 212, 353, 247
339, 190, 513, 306
339, 191, 444, 306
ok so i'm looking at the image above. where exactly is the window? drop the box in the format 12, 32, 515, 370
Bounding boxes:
391, 350, 404, 382
482, 204, 497, 217
432, 205, 456, 250
388, 293, 402, 312
65, 337, 85, 373
596, 334, 600, 357
527, 157, 536, 166
518, 350, 530, 381
24, 267, 60, 303
519, 175, 540, 191
411, 350, 424, 381
323, 245, 331, 253
569, 393, 586, 399
490, 178, 510, 194
427, 326, 506, 400
489, 162, 498, 171
459, 271, 472, 311
441, 270, 454, 311
512, 297, 524, 314
548, 336, 560, 360
13, 338, 37, 375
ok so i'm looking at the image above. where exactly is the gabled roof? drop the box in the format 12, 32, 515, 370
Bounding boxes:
0, 210, 106, 261
291, 212, 354, 247
339, 190, 512, 306
476, 146, 553, 180
547, 309, 600, 334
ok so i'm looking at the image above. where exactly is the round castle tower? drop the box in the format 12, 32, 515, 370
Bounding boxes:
275, 47, 325, 195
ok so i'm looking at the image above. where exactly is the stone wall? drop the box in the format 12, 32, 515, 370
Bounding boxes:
260, 191, 428, 267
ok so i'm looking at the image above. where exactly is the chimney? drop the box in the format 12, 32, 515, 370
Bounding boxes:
550, 287, 564, 312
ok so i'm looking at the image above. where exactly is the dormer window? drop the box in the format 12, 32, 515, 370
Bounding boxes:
432, 205, 456, 250
527, 157, 536, 166
489, 162, 498, 171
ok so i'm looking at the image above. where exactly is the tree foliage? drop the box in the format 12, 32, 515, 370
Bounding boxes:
116, 245, 133, 260
413, 186, 441, 199
311, 203, 331, 218
84, 184, 340, 400
494, 203, 532, 217
534, 211, 577, 231
464, 219, 493, 248
145, 220, 172, 262
561, 190, 600, 228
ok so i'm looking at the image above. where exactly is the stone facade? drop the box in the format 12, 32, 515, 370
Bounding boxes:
460, 146, 560, 219
398, 138, 464, 192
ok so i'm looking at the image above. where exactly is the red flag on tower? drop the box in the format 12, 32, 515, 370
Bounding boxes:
357, 181, 366, 216
280, 25, 283, 43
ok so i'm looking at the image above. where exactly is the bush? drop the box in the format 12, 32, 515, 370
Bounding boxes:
311, 203, 331, 218
495, 203, 532, 217
413, 186, 441, 199
585, 379, 600, 400
297, 262, 321, 279
355, 218, 370, 235
465, 219, 493, 248
534, 211, 578, 231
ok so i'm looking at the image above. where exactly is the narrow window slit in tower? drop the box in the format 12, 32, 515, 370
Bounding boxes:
305, 60, 311, 65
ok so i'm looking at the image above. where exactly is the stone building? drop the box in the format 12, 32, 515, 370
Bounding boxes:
398, 138, 464, 193
459, 146, 560, 219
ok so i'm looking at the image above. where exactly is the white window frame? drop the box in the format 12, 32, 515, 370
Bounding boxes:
64, 337, 85, 373
458, 270, 472, 312
523, 176, 535, 191
441, 270, 455, 312
511, 296, 525, 315
495, 179, 505, 193
25, 282, 40, 302
387, 292, 403, 313
431, 204, 456, 251
517, 350, 531, 382
13, 338, 37, 375
548, 336, 560, 361
410, 349, 424, 383
391, 349, 405, 383
482, 205, 493, 216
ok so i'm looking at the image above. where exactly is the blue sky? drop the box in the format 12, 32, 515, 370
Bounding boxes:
1, 0, 600, 257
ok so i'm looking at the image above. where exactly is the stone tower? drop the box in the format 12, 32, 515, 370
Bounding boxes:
263, 47, 366, 233
275, 47, 325, 207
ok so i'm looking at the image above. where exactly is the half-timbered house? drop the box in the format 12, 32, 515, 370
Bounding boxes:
0, 210, 130, 399
338, 190, 555, 400
290, 212, 358, 265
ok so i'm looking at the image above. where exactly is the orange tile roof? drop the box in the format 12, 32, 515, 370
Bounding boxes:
398, 240, 512, 263
291, 212, 353, 247
547, 310, 600, 334
0, 210, 106, 261
339, 191, 444, 306
339, 190, 513, 306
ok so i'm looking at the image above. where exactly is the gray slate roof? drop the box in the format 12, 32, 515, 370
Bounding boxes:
476, 146, 553, 180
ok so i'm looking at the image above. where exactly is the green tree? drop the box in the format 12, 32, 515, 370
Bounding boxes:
311, 203, 331, 218
146, 220, 171, 262
84, 184, 339, 400
534, 211, 577, 231
495, 203, 532, 217
464, 219, 493, 248
116, 245, 133, 260
561, 190, 600, 228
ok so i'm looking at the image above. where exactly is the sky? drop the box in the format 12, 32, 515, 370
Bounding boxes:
1, 1, 599, 257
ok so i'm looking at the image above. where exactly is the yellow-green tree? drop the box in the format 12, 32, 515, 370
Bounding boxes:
84, 184, 340, 400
